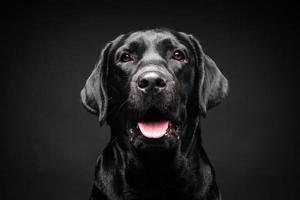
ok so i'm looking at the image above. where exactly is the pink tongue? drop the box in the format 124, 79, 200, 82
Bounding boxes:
138, 121, 169, 139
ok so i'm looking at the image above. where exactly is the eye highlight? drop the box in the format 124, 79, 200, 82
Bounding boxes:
120, 53, 133, 63
171, 50, 185, 61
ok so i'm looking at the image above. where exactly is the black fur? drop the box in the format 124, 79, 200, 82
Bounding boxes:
81, 28, 229, 200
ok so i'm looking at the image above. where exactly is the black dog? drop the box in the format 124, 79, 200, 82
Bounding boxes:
81, 28, 229, 200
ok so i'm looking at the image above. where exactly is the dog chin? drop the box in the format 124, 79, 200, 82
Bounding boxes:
127, 124, 181, 151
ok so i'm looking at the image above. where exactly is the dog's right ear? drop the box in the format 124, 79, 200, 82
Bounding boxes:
80, 43, 112, 125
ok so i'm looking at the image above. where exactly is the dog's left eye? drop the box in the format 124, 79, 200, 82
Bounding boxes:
120, 53, 133, 63
172, 50, 185, 61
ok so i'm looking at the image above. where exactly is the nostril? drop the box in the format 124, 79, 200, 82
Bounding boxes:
138, 78, 149, 89
156, 78, 166, 88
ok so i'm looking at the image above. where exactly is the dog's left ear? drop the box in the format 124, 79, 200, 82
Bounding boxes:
80, 42, 112, 125
188, 35, 229, 116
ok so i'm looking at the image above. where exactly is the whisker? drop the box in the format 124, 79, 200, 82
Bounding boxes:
109, 135, 120, 145
118, 99, 129, 112
109, 99, 130, 122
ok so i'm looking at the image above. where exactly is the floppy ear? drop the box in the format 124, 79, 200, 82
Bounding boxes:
80, 42, 112, 125
189, 35, 229, 116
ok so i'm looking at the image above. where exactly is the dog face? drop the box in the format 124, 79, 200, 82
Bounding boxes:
81, 29, 228, 151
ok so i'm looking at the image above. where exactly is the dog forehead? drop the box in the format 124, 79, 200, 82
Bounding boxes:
124, 30, 179, 48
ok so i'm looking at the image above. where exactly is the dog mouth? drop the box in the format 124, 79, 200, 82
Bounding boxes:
128, 108, 180, 140
137, 121, 169, 139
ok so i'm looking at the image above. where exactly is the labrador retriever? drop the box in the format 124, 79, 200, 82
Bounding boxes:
81, 28, 229, 200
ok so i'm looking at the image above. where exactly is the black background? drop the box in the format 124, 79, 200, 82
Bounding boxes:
1, 1, 299, 200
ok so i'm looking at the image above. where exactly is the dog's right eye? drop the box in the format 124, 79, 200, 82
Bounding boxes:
120, 53, 133, 63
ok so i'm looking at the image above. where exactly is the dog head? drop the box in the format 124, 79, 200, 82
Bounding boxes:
81, 29, 228, 151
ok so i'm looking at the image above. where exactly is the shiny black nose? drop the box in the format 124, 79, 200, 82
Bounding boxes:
137, 72, 167, 93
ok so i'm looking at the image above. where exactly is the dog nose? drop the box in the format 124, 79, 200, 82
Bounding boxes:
137, 72, 166, 93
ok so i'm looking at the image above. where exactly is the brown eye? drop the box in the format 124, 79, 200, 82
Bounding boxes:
172, 50, 185, 61
120, 53, 133, 62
